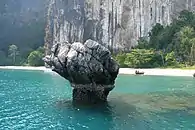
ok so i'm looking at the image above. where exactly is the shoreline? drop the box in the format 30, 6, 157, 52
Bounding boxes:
119, 68, 195, 77
0, 66, 50, 71
0, 66, 194, 77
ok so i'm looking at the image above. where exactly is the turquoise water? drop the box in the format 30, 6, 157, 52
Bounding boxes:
0, 70, 195, 130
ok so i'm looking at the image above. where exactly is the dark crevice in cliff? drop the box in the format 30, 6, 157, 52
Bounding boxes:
83, 20, 95, 42
45, 0, 55, 55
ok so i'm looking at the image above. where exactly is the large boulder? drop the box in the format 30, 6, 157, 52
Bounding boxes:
43, 39, 119, 104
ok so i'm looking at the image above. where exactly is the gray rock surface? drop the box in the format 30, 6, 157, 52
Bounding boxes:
45, 0, 195, 55
43, 39, 119, 103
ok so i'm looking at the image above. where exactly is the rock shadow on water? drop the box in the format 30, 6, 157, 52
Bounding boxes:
53, 91, 195, 129
109, 91, 195, 115
55, 98, 152, 130
55, 98, 138, 116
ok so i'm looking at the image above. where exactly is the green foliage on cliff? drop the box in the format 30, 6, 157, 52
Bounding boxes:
114, 10, 195, 68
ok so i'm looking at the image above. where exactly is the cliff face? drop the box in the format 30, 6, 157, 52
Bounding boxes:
0, 0, 45, 52
45, 0, 195, 54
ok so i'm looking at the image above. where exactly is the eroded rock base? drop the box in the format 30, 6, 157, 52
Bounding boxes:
72, 88, 110, 104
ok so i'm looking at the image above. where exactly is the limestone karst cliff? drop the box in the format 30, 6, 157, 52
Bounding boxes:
45, 0, 195, 54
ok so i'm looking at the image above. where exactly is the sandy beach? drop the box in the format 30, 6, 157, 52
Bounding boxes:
119, 68, 195, 77
0, 66, 49, 71
0, 66, 194, 77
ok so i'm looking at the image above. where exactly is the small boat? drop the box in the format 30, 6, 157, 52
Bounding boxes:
135, 70, 144, 75
193, 73, 195, 78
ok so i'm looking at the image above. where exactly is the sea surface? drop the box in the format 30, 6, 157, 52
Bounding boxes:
0, 69, 195, 130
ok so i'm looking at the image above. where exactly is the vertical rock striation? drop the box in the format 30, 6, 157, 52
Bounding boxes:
45, 0, 195, 54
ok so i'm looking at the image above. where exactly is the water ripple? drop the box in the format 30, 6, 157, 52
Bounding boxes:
0, 70, 195, 130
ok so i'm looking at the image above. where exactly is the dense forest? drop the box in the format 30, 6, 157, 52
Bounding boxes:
114, 10, 195, 68
0, 0, 45, 66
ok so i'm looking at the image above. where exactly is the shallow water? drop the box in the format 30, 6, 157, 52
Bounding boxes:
0, 70, 195, 130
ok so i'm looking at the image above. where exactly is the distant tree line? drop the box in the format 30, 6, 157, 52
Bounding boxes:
114, 10, 195, 68
0, 44, 44, 66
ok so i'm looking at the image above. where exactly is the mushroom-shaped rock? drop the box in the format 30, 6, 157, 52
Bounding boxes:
43, 39, 119, 104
